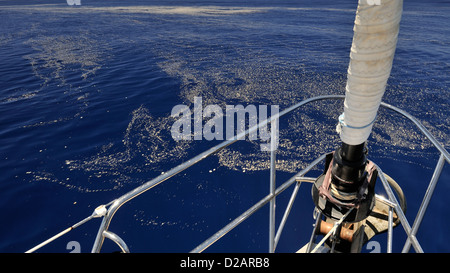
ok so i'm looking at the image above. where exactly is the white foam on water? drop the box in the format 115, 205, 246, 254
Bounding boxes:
16, 3, 447, 193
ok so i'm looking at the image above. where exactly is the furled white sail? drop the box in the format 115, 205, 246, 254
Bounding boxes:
339, 0, 403, 145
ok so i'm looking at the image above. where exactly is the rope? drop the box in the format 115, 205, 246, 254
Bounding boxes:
25, 205, 107, 253
337, 112, 378, 131
311, 208, 354, 253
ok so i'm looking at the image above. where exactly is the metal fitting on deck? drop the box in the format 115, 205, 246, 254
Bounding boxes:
312, 143, 377, 223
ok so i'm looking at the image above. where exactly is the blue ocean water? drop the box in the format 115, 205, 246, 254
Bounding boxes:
0, 0, 448, 253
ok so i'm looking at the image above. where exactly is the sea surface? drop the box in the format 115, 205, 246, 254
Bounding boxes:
0, 0, 449, 253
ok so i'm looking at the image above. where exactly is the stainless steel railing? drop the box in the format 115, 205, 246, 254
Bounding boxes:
90, 94, 346, 253
25, 95, 449, 253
